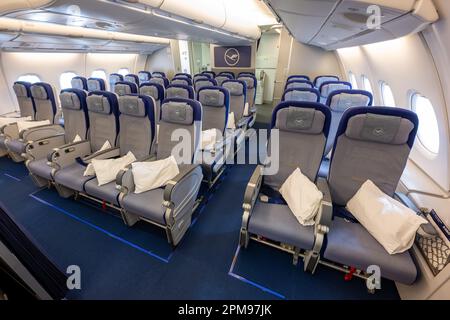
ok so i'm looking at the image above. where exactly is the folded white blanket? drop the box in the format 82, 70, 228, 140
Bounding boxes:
131, 156, 180, 194
0, 116, 32, 127
92, 151, 136, 186
17, 120, 50, 132
83, 141, 112, 177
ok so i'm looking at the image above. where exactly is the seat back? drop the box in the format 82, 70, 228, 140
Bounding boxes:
194, 78, 217, 93
201, 71, 215, 79
124, 74, 139, 87
328, 107, 418, 206
138, 71, 152, 83
193, 74, 209, 84
218, 72, 235, 79
264, 101, 331, 190
109, 73, 123, 92
174, 73, 192, 80
152, 71, 166, 78
12, 81, 35, 118
237, 75, 257, 109
118, 94, 156, 160
139, 83, 165, 121
282, 88, 320, 103
319, 81, 352, 99
166, 84, 195, 100
71, 76, 88, 91
215, 74, 233, 86
157, 98, 202, 163
197, 86, 229, 133
324, 89, 373, 155
314, 75, 340, 89
238, 72, 255, 77
285, 80, 314, 90
59, 88, 89, 142
30, 82, 58, 123
287, 75, 310, 82
86, 91, 120, 151
114, 81, 138, 96
87, 78, 106, 92
171, 77, 193, 87
149, 76, 169, 88
222, 80, 246, 124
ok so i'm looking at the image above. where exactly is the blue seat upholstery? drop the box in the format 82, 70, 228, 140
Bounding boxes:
114, 81, 138, 96
284, 80, 314, 90
287, 75, 310, 82
319, 81, 352, 102
124, 74, 140, 87
71, 76, 88, 91
152, 71, 166, 78
238, 72, 255, 77
218, 71, 235, 79
323, 107, 420, 284
201, 71, 216, 79
138, 71, 152, 83
314, 75, 340, 89
171, 77, 193, 87
109, 73, 123, 92
87, 78, 106, 92
174, 73, 192, 80
282, 88, 320, 103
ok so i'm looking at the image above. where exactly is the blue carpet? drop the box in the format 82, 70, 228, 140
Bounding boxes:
0, 144, 400, 299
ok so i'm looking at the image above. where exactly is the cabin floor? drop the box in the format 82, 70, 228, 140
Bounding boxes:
0, 104, 400, 300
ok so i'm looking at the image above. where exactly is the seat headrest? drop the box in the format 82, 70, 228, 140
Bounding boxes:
13, 81, 31, 97
202, 71, 216, 78
272, 101, 331, 136
114, 81, 138, 95
150, 77, 168, 88
87, 92, 117, 115
194, 75, 209, 82
171, 77, 192, 87
195, 79, 217, 89
222, 80, 246, 96
110, 73, 124, 83
239, 72, 255, 77
161, 98, 201, 125
138, 71, 152, 82
119, 95, 152, 117
166, 84, 194, 100
201, 72, 213, 79
215, 75, 233, 81
139, 83, 165, 101
60, 89, 87, 110
198, 87, 228, 107
285, 80, 314, 90
326, 90, 373, 112
238, 76, 256, 89
124, 74, 139, 85
71, 76, 87, 90
319, 81, 352, 97
152, 72, 166, 78
314, 75, 340, 87
287, 75, 310, 82
175, 73, 192, 79
31, 83, 52, 100
87, 78, 105, 92
218, 72, 235, 79
282, 88, 320, 103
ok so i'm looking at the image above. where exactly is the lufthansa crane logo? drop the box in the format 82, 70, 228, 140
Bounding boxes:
224, 48, 240, 66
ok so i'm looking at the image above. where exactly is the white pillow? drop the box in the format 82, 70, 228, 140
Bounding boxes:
279, 168, 323, 226
131, 156, 180, 194
201, 129, 217, 150
17, 120, 50, 132
0, 116, 32, 127
347, 180, 428, 255
226, 112, 236, 129
92, 151, 136, 186
73, 134, 82, 143
83, 140, 112, 176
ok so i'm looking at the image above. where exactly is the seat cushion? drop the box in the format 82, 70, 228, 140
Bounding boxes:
324, 217, 418, 285
28, 158, 53, 180
120, 188, 166, 225
84, 179, 120, 205
6, 139, 26, 154
54, 163, 95, 192
248, 201, 315, 250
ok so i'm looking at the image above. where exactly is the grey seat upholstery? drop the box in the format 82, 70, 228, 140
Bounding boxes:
197, 86, 229, 181
138, 71, 152, 84
237, 75, 257, 127
314, 75, 339, 89
241, 101, 331, 267
323, 107, 420, 285
87, 78, 106, 92
174, 73, 192, 80
109, 73, 123, 92
53, 91, 120, 196
285, 80, 314, 90
118, 98, 203, 246
215, 74, 233, 86
113, 81, 138, 96
218, 72, 235, 79
193, 74, 208, 84
165, 84, 195, 100
27, 89, 90, 186
139, 83, 165, 122
222, 80, 249, 128
282, 88, 320, 103
12, 81, 35, 118
149, 76, 169, 89
171, 77, 193, 87
152, 71, 166, 78
287, 75, 310, 82
201, 71, 216, 79
84, 94, 157, 205
324, 90, 373, 156
194, 78, 217, 93
124, 74, 140, 87
319, 81, 352, 102
71, 76, 88, 91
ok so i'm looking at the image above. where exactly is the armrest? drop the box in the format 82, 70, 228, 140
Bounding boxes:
80, 147, 120, 163
25, 134, 66, 161
50, 140, 92, 169
20, 124, 63, 140
315, 177, 333, 229
241, 165, 264, 230
163, 164, 203, 222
